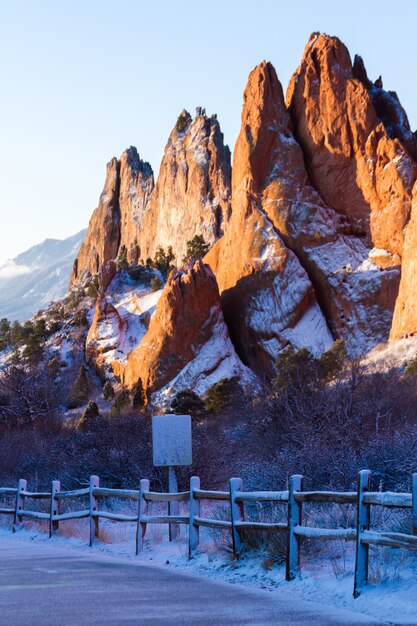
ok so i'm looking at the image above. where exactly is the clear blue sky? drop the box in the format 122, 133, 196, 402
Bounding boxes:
1, 0, 416, 265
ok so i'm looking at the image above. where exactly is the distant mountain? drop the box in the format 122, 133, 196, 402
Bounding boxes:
0, 230, 86, 321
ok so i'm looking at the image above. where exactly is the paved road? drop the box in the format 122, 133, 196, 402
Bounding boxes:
0, 536, 386, 625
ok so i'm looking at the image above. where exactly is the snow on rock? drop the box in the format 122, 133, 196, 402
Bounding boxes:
116, 260, 250, 396
246, 256, 333, 360
205, 61, 334, 374
85, 276, 163, 379
86, 296, 127, 377
281, 303, 334, 355
364, 334, 417, 373
85, 260, 252, 402
305, 237, 400, 355
154, 306, 255, 407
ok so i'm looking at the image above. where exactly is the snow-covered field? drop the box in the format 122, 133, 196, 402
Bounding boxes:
1, 516, 415, 625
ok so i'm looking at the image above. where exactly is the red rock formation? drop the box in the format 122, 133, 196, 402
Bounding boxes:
139, 108, 231, 264
115, 259, 244, 394
71, 111, 230, 285
118, 147, 154, 264
390, 181, 417, 340
70, 158, 120, 284
287, 33, 417, 257
206, 56, 403, 359
77, 34, 417, 391
98, 260, 117, 295
205, 62, 333, 372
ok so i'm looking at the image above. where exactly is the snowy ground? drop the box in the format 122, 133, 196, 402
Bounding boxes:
1, 516, 416, 625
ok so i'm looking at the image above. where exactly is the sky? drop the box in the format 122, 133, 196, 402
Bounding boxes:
0, 0, 416, 265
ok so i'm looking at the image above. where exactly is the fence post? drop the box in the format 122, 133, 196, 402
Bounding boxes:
412, 473, 417, 535
286, 474, 303, 581
230, 477, 244, 556
49, 480, 60, 538
189, 476, 200, 559
13, 478, 27, 533
89, 475, 100, 547
354, 469, 372, 598
136, 479, 149, 555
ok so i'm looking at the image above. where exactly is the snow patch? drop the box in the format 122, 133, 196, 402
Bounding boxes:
281, 303, 334, 356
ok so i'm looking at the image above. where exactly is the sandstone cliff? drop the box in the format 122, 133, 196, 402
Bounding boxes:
70, 158, 120, 283
390, 180, 417, 340
205, 61, 333, 372
77, 32, 417, 399
118, 147, 154, 264
138, 108, 232, 263
86, 259, 251, 399
71, 110, 231, 286
287, 33, 417, 259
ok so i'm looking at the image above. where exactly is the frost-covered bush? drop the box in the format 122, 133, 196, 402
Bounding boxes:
73, 309, 88, 327
110, 390, 130, 417
170, 389, 205, 417
0, 362, 58, 429
78, 401, 100, 431
404, 353, 417, 376
204, 377, 238, 413
66, 287, 86, 311
127, 264, 152, 286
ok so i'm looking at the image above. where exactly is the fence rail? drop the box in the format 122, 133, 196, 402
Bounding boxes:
1, 469, 416, 598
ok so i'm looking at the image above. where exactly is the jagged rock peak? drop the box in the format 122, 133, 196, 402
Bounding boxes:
123, 146, 154, 177
118, 146, 155, 264
70, 157, 121, 285
137, 105, 232, 263
352, 55, 417, 160
287, 32, 417, 257
205, 58, 334, 371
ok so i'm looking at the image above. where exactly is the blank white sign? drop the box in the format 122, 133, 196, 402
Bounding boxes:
152, 414, 192, 466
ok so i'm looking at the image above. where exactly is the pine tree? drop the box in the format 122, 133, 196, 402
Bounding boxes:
110, 390, 130, 417
22, 333, 43, 363
132, 378, 146, 409
102, 380, 115, 400
153, 246, 175, 280
0, 318, 11, 350
183, 235, 210, 262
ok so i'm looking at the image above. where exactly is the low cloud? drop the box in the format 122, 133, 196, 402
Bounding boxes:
0, 260, 32, 280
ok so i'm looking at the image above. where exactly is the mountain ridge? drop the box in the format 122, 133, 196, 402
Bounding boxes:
0, 230, 86, 321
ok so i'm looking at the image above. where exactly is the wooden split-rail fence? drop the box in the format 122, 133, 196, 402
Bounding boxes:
1, 470, 416, 598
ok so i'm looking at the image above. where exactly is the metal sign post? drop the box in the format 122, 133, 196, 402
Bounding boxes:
152, 414, 192, 541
